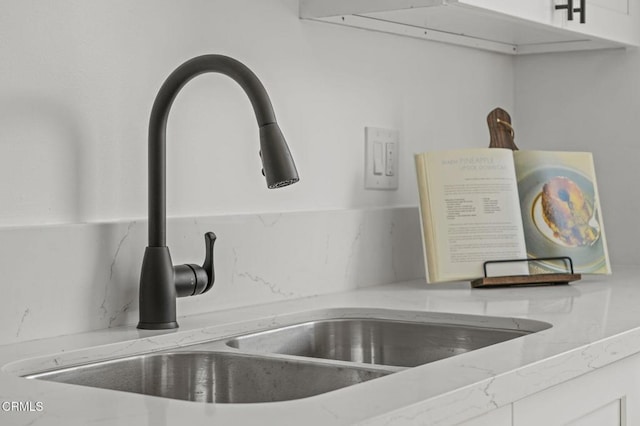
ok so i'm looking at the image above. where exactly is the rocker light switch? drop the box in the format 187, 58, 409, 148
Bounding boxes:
373, 142, 384, 175
365, 127, 399, 190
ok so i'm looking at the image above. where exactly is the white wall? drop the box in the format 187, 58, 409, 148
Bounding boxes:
0, 0, 516, 343
0, 0, 514, 227
514, 48, 640, 266
0, 0, 635, 345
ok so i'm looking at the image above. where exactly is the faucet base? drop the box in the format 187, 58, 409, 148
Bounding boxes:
137, 321, 179, 330
138, 246, 178, 330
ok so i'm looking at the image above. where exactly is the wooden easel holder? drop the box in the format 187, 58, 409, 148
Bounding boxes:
471, 108, 582, 288
471, 257, 581, 288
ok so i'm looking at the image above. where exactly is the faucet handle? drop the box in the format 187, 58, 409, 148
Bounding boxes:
174, 232, 217, 297
202, 232, 216, 292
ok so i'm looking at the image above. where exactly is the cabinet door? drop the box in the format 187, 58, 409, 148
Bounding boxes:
455, 0, 640, 49
589, 0, 629, 14
457, 404, 512, 426
513, 354, 640, 426
562, 0, 640, 47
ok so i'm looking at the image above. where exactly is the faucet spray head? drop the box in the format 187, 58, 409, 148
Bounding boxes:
259, 123, 299, 189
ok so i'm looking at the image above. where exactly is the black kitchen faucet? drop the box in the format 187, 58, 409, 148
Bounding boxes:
138, 55, 299, 330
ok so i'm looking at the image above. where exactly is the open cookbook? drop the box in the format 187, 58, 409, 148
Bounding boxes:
414, 148, 610, 283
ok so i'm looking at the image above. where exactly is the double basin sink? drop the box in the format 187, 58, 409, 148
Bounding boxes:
24, 310, 551, 403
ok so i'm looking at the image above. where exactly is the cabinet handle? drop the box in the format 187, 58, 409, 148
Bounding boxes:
573, 0, 586, 23
555, 0, 574, 21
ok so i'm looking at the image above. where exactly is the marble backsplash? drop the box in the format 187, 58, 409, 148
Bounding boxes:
0, 207, 425, 345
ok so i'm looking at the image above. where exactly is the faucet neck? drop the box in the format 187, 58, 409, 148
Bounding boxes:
147, 55, 277, 247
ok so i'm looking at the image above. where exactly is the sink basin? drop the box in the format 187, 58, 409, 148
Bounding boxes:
227, 318, 547, 367
25, 351, 389, 403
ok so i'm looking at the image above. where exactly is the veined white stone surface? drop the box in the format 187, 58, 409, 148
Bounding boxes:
1, 268, 640, 425
0, 207, 424, 345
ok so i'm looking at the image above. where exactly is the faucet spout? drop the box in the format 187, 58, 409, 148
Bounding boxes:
138, 55, 299, 330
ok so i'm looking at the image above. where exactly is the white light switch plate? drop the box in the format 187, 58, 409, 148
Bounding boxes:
365, 127, 399, 190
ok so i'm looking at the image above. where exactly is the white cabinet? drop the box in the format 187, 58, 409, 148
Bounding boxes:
513, 353, 640, 426
456, 353, 640, 425
300, 0, 640, 55
561, 0, 638, 51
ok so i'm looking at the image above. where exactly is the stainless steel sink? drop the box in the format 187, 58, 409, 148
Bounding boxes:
226, 318, 546, 367
22, 309, 551, 403
25, 351, 389, 403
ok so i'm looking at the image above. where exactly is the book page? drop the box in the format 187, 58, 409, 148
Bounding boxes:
415, 148, 528, 283
513, 151, 611, 274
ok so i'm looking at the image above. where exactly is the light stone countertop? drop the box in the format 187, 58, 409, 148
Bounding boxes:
1, 267, 640, 425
